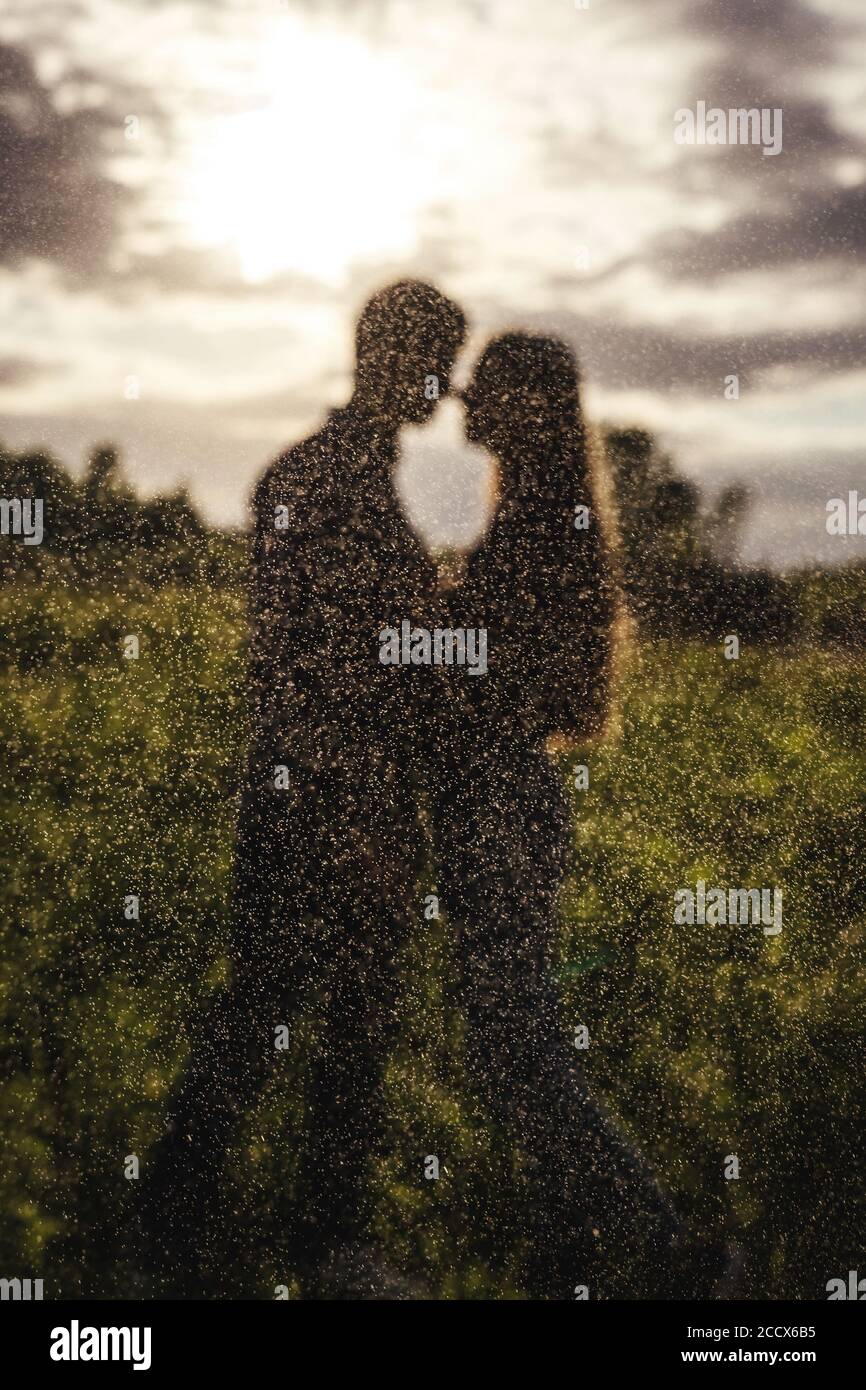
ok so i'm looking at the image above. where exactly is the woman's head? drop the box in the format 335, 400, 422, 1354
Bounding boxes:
459, 332, 619, 749
461, 333, 583, 483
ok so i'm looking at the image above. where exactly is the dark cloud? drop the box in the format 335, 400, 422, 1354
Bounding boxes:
654, 1, 866, 267
584, 102, 865, 286
685, 0, 843, 72
669, 92, 861, 194
709, 450, 866, 498
0, 41, 131, 275
500, 306, 865, 396
654, 181, 866, 282
583, 126, 865, 290
542, 0, 866, 296
612, 0, 844, 76
0, 356, 58, 387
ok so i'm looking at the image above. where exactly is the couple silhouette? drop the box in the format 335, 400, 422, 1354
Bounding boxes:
142, 281, 720, 1299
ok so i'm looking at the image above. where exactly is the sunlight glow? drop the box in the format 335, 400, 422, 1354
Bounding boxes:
181, 21, 437, 284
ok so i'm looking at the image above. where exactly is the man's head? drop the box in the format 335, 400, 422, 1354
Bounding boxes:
352, 280, 466, 426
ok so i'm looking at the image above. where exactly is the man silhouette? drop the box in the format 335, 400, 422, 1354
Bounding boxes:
142, 281, 465, 1297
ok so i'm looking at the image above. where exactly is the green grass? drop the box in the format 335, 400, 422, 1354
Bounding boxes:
0, 582, 863, 1298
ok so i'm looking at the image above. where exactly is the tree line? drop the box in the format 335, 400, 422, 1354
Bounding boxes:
4, 430, 864, 646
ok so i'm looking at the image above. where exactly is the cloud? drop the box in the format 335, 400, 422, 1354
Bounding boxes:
685, 0, 845, 73
0, 0, 863, 566
0, 356, 58, 387
504, 306, 865, 395
655, 181, 866, 281
622, 1, 866, 281
0, 41, 131, 276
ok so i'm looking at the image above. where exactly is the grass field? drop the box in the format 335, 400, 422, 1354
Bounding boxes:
1, 581, 863, 1298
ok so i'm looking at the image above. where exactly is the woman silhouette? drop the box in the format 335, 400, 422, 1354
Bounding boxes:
434, 333, 708, 1298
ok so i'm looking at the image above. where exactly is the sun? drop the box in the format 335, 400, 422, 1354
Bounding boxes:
180, 20, 431, 284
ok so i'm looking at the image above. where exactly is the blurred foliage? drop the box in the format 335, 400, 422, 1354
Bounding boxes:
5, 432, 866, 653
603, 428, 798, 643
558, 634, 866, 1300
0, 577, 863, 1298
794, 566, 866, 651
0, 441, 247, 589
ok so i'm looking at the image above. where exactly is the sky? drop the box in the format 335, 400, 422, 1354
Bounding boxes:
0, 0, 864, 566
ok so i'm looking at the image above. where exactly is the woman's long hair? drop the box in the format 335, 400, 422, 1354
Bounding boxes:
461, 332, 621, 746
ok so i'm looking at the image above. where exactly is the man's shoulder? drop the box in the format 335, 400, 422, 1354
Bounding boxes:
255, 427, 323, 493
252, 421, 335, 515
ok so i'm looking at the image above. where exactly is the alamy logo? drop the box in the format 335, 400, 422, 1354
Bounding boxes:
826, 491, 866, 536
0, 1276, 43, 1299
50, 1320, 152, 1371
0, 497, 43, 545
826, 1271, 866, 1300
674, 102, 783, 157
674, 880, 782, 936
379, 619, 487, 676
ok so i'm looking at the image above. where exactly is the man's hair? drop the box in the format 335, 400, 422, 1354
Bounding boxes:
355, 279, 465, 363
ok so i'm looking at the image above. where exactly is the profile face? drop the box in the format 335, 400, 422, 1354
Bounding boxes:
460, 371, 499, 448
399, 330, 462, 423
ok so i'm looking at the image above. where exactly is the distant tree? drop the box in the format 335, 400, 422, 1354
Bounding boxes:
0, 440, 237, 587
602, 428, 794, 641
0, 445, 77, 579
708, 482, 750, 565
83, 445, 127, 504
